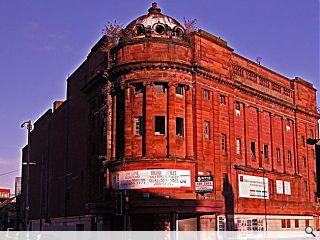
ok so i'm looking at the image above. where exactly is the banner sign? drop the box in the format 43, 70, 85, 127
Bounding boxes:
284, 181, 291, 195
238, 174, 269, 199
112, 169, 191, 190
195, 175, 213, 193
276, 180, 284, 194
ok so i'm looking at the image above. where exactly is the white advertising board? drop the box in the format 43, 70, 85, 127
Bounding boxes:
284, 181, 291, 195
238, 174, 269, 199
276, 180, 283, 194
112, 169, 191, 190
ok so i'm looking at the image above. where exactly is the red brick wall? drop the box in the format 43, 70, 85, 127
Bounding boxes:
109, 31, 320, 217
24, 28, 320, 223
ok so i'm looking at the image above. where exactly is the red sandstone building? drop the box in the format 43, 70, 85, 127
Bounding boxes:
21, 3, 320, 231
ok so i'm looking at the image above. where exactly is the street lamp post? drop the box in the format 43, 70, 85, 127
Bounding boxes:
21, 120, 32, 231
306, 137, 320, 230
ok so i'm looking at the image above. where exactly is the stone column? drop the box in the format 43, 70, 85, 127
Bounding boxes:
111, 91, 116, 160
124, 84, 132, 159
257, 108, 263, 168
144, 81, 154, 158
292, 119, 297, 175
269, 112, 275, 171
243, 103, 250, 166
281, 116, 286, 173
185, 85, 193, 159
167, 82, 176, 158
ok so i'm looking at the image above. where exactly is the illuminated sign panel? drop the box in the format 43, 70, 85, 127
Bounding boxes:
112, 169, 191, 190
0, 188, 10, 199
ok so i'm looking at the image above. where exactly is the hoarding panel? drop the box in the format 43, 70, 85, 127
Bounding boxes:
238, 174, 269, 199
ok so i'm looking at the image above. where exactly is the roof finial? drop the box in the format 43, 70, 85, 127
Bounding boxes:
148, 2, 161, 14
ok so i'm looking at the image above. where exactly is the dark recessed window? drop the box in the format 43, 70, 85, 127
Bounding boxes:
251, 142, 256, 160
303, 156, 307, 168
302, 136, 305, 147
288, 151, 292, 166
276, 148, 281, 163
304, 181, 308, 192
176, 117, 184, 137
134, 84, 144, 94
220, 95, 226, 105
221, 134, 227, 153
176, 85, 184, 97
136, 25, 144, 35
154, 82, 167, 94
264, 144, 269, 161
204, 121, 210, 139
175, 28, 183, 37
155, 24, 165, 34
155, 116, 165, 135
203, 89, 210, 100
134, 116, 144, 136
235, 102, 240, 110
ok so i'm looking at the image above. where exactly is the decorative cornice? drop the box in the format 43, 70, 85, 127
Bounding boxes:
108, 61, 194, 78
110, 36, 192, 54
108, 61, 318, 118
105, 157, 197, 170
232, 64, 294, 97
233, 164, 299, 178
235, 83, 296, 112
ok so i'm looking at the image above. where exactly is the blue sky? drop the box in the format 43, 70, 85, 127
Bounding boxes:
0, 0, 319, 192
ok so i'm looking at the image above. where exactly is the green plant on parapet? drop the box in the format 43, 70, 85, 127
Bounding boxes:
102, 21, 130, 47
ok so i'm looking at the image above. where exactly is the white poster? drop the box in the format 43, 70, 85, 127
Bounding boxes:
112, 169, 191, 190
276, 180, 283, 194
238, 174, 269, 199
284, 181, 291, 195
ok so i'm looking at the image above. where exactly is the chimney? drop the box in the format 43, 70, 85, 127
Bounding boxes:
53, 101, 63, 111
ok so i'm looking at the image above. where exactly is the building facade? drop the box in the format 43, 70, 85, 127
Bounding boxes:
21, 3, 320, 231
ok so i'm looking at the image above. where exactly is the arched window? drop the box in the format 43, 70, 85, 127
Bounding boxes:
134, 25, 144, 36
175, 28, 183, 37
155, 24, 165, 34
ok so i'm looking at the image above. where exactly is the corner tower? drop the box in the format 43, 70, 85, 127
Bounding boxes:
106, 3, 221, 230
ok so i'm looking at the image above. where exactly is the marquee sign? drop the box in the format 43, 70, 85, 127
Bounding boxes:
112, 169, 191, 190
195, 175, 213, 193
238, 174, 269, 199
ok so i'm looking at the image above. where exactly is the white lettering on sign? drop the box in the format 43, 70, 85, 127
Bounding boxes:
112, 169, 191, 190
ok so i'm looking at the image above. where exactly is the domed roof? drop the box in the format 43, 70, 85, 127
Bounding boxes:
126, 3, 185, 39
